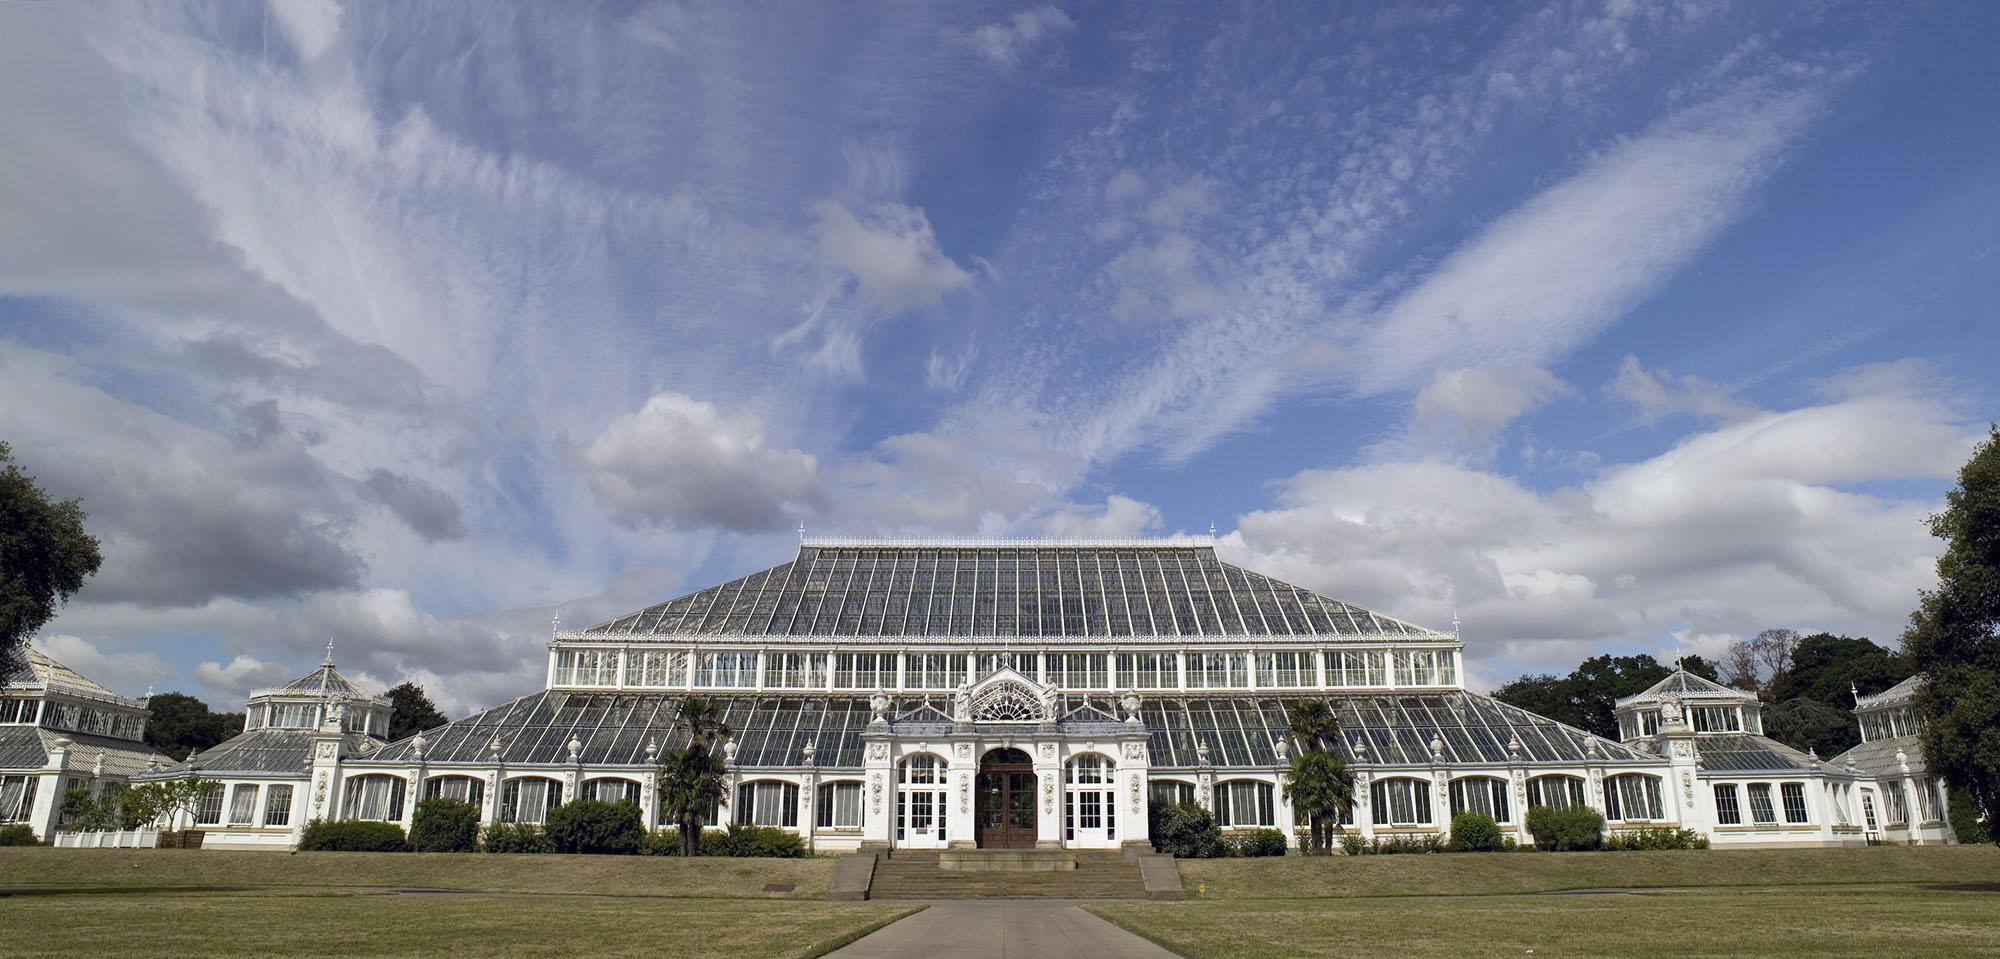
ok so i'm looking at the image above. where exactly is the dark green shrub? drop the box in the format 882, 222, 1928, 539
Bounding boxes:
298, 819, 409, 852
1231, 828, 1288, 857
1152, 802, 1227, 858
1447, 812, 1504, 852
639, 828, 683, 856
408, 798, 481, 853
1338, 832, 1368, 856
1369, 833, 1446, 854
482, 822, 554, 854
701, 823, 804, 858
544, 799, 644, 855
0, 824, 41, 846
1525, 805, 1605, 851
1602, 826, 1708, 851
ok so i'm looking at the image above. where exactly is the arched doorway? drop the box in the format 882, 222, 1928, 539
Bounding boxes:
975, 748, 1037, 848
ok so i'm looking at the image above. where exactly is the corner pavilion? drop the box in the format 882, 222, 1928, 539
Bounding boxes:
85, 538, 1954, 850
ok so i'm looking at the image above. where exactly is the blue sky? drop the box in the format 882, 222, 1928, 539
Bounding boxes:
2, 1, 1994, 713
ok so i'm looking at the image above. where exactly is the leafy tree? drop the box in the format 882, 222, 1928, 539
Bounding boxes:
123, 776, 222, 833
0, 441, 103, 664
1768, 633, 1912, 710
1906, 425, 2000, 833
1678, 654, 1724, 684
1494, 655, 1676, 740
657, 697, 732, 857
144, 692, 243, 758
1761, 697, 1861, 757
385, 682, 449, 741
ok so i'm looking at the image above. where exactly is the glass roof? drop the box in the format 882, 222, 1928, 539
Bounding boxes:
357, 689, 1643, 771
1682, 733, 1832, 775
580, 543, 1444, 640
144, 728, 378, 779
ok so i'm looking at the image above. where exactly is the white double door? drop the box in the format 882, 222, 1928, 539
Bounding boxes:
896, 784, 949, 848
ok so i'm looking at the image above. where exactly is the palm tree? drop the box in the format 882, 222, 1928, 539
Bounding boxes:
1283, 699, 1353, 854
657, 697, 734, 856
1284, 749, 1356, 855
1286, 699, 1340, 752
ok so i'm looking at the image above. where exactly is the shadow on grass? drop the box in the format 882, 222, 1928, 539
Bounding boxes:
1918, 882, 2000, 894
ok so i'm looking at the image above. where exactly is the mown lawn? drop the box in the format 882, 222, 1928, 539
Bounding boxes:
1091, 884, 2000, 959
1175, 844, 2000, 898
0, 889, 918, 959
0, 847, 835, 898
1093, 846, 2000, 959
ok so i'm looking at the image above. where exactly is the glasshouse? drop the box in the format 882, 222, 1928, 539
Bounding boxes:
11, 538, 1959, 849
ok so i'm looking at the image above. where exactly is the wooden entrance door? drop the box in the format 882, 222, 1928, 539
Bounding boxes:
975, 748, 1037, 848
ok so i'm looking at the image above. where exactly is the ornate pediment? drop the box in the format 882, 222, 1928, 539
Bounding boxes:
952, 667, 1056, 724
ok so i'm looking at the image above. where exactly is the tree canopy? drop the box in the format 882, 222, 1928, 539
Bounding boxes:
0, 442, 103, 664
144, 692, 244, 759
1492, 653, 1693, 740
1769, 633, 1911, 710
1906, 425, 2000, 832
385, 681, 449, 741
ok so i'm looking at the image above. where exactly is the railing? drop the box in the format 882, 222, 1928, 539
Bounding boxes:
52, 829, 160, 848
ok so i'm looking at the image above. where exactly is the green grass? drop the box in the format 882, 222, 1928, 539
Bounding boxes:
0, 847, 836, 898
0, 850, 913, 958
1089, 885, 2000, 958
0, 890, 919, 959
1175, 845, 2000, 899
1091, 847, 2000, 959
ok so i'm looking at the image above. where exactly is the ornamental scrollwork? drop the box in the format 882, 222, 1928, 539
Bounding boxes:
870, 773, 884, 814
968, 679, 1046, 723
1123, 741, 1145, 761
1043, 778, 1054, 814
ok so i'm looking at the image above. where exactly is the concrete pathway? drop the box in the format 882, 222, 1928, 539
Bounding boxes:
825, 901, 1181, 959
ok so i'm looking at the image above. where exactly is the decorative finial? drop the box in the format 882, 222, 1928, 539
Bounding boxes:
551, 610, 561, 637
644, 739, 659, 761
802, 740, 817, 765
567, 735, 582, 761
1850, 681, 1860, 706
1451, 611, 1461, 637
323, 639, 335, 667
1208, 521, 1216, 539
798, 521, 807, 544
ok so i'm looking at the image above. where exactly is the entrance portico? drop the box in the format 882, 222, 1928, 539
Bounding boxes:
858, 667, 1151, 852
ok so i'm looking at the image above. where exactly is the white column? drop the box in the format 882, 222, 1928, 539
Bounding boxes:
1034, 741, 1060, 848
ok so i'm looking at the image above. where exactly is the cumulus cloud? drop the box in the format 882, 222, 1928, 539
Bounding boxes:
810, 200, 973, 314
1034, 494, 1165, 539
579, 392, 823, 532
195, 654, 297, 698
1228, 367, 1981, 684
1608, 355, 1756, 425
32, 635, 172, 699
360, 468, 468, 542
961, 5, 1074, 66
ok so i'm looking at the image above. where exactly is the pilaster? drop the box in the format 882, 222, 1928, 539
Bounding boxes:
861, 726, 895, 852
1034, 739, 1060, 849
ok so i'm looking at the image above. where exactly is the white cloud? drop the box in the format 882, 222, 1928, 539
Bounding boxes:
195, 654, 296, 698
623, 2, 688, 53
961, 5, 1074, 66
579, 392, 823, 533
1352, 79, 1829, 393
32, 635, 171, 700
1608, 355, 1756, 424
1228, 367, 1980, 686
1034, 494, 1164, 539
810, 200, 973, 315
269, 0, 343, 61
1411, 365, 1573, 452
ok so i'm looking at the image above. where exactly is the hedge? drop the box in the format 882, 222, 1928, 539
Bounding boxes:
545, 800, 645, 855
1151, 802, 1227, 858
1526, 804, 1606, 851
0, 824, 41, 846
482, 822, 554, 854
1447, 812, 1505, 852
1230, 828, 1289, 857
298, 819, 408, 852
409, 798, 481, 853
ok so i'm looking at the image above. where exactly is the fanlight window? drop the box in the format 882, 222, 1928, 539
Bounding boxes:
502, 777, 563, 824
1604, 774, 1664, 822
1526, 775, 1586, 812
1448, 777, 1511, 823
969, 679, 1044, 723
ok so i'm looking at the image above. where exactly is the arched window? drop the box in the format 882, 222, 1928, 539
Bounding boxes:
1370, 777, 1432, 827
1604, 774, 1664, 822
1448, 776, 1510, 823
1215, 780, 1275, 828
733, 780, 799, 828
816, 781, 862, 830
1065, 754, 1118, 842
897, 754, 948, 844
1526, 775, 1586, 811
423, 775, 485, 809
1148, 779, 1195, 808
501, 777, 563, 824
584, 778, 641, 806
341, 774, 407, 822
